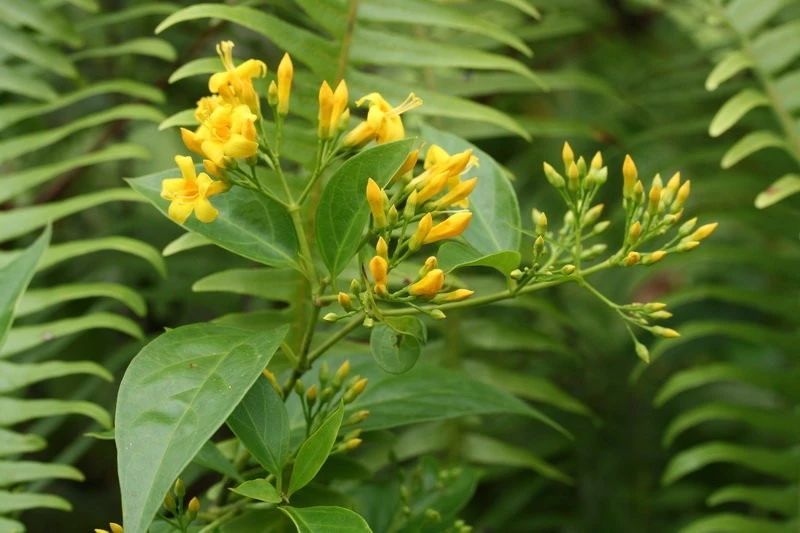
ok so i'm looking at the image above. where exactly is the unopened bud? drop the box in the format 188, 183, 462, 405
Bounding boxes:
674, 180, 691, 210
388, 205, 398, 225
163, 493, 177, 513
623, 251, 641, 266
187, 497, 200, 519
350, 278, 362, 293
567, 161, 580, 191
376, 236, 389, 259
583, 204, 604, 225
645, 302, 667, 312
677, 240, 700, 251
642, 250, 666, 264
689, 222, 718, 242
648, 176, 663, 213
678, 217, 698, 236
623, 155, 638, 198
337, 292, 352, 311
629, 221, 642, 242
534, 235, 545, 256
344, 377, 368, 403
323, 312, 340, 322
267, 80, 279, 107
591, 151, 603, 170
593, 220, 610, 234
576, 156, 587, 176
404, 190, 418, 218
510, 268, 524, 280
543, 162, 565, 188
583, 243, 607, 259
634, 341, 650, 363
420, 256, 438, 276
306, 384, 318, 405
562, 141, 574, 168
334, 360, 351, 386
662, 171, 681, 204
174, 478, 185, 498
345, 409, 370, 425
294, 380, 305, 395
319, 362, 330, 385
651, 326, 680, 338
633, 181, 644, 202
429, 309, 446, 320
561, 264, 576, 275
342, 438, 362, 451
650, 310, 673, 319
363, 316, 374, 328
424, 509, 442, 522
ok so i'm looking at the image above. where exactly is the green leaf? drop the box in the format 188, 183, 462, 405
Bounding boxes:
756, 174, 800, 208
0, 360, 112, 393
36, 236, 165, 276
0, 0, 81, 46
654, 363, 769, 406
228, 378, 290, 479
0, 397, 111, 427
116, 323, 288, 533
370, 317, 426, 374
162, 232, 212, 256
0, 429, 46, 456
0, 66, 57, 101
1, 312, 143, 358
0, 461, 83, 487
0, 227, 49, 348
705, 51, 752, 91
230, 479, 282, 504
316, 139, 415, 277
461, 433, 572, 484
0, 491, 71, 513
0, 144, 149, 202
71, 37, 177, 62
128, 168, 301, 270
76, 2, 179, 30
721, 130, 785, 168
288, 403, 344, 496
280, 505, 373, 533
194, 440, 242, 481
661, 442, 799, 485
420, 125, 521, 254
0, 188, 144, 243
17, 282, 147, 317
168, 57, 219, 84
193, 268, 303, 303
158, 108, 197, 130
680, 513, 790, 533
438, 241, 520, 276
353, 365, 568, 437
751, 20, 800, 73
0, 104, 162, 164
708, 484, 796, 516
709, 89, 769, 137
725, 0, 785, 36
0, 24, 77, 78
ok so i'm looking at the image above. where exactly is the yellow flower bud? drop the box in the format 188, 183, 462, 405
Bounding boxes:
623, 251, 641, 266
679, 217, 698, 236
650, 310, 673, 319
423, 212, 472, 244
633, 181, 645, 201
409, 213, 433, 250
174, 478, 185, 498
562, 264, 576, 275
376, 236, 389, 259
342, 438, 363, 451
306, 384, 318, 403
567, 161, 580, 191
318, 80, 334, 138
689, 222, 718, 242
543, 161, 565, 188
416, 171, 449, 204
591, 151, 603, 170
95, 529, 109, 533
366, 178, 386, 228
435, 289, 474, 302
409, 268, 445, 297
277, 53, 293, 115
629, 221, 642, 242
532, 209, 548, 236
674, 180, 691, 209
648, 176, 663, 213
187, 496, 201, 516
583, 204, 604, 225
334, 360, 351, 385
562, 141, 574, 168
369, 255, 389, 294
651, 326, 680, 338
404, 189, 418, 218
337, 291, 352, 311
677, 240, 700, 251
109, 524, 124, 533
642, 250, 666, 264
388, 204, 398, 225
329, 80, 349, 137
434, 177, 478, 209
623, 154, 637, 198
663, 171, 681, 204
393, 149, 419, 181
420, 255, 438, 275
346, 410, 370, 425
344, 377, 368, 403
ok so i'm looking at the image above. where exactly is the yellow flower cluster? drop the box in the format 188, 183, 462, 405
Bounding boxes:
343, 93, 422, 147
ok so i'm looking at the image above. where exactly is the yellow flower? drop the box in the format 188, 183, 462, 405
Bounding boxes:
408, 146, 477, 208
160, 155, 228, 224
433, 177, 477, 209
423, 212, 472, 244
208, 41, 266, 112
369, 255, 389, 295
181, 103, 258, 167
343, 92, 422, 147
277, 52, 293, 115
409, 268, 445, 297
366, 178, 386, 228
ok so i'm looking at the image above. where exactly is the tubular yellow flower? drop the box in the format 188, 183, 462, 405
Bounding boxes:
415, 171, 449, 204
208, 41, 266, 112
181, 104, 258, 166
623, 154, 637, 198
423, 211, 472, 244
433, 177, 477, 209
160, 155, 228, 224
318, 81, 334, 138
409, 213, 433, 250
329, 80, 349, 137
366, 178, 386, 228
369, 255, 389, 294
194, 95, 222, 123
343, 92, 422, 146
409, 268, 445, 297
277, 53, 293, 115
424, 145, 449, 169
435, 288, 474, 302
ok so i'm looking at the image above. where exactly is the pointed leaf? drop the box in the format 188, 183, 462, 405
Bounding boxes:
755, 174, 800, 208
280, 506, 373, 533
288, 403, 344, 496
230, 479, 282, 504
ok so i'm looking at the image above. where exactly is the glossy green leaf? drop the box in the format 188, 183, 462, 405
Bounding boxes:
288, 403, 344, 496
420, 125, 521, 254
316, 139, 414, 277
168, 57, 219, 84
654, 363, 769, 406
37, 236, 165, 276
0, 227, 49, 348
162, 232, 212, 256
438, 241, 520, 276
158, 108, 197, 130
1, 312, 143, 358
721, 130, 785, 168
128, 168, 301, 270
0, 397, 111, 427
193, 268, 303, 303
370, 317, 426, 374
230, 479, 282, 504
705, 51, 751, 91
0, 24, 77, 78
0, 360, 112, 393
71, 37, 176, 61
116, 323, 288, 533
0, 491, 71, 513
0, 517, 23, 533
709, 89, 769, 137
228, 378, 290, 479
0, 144, 149, 202
462, 433, 572, 484
0, 104, 162, 164
756, 174, 800, 208
775, 70, 800, 111
0, 429, 46, 456
725, 0, 785, 35
0, 461, 83, 487
707, 484, 796, 516
353, 365, 568, 437
751, 20, 800, 73
280, 505, 373, 533
17, 282, 146, 317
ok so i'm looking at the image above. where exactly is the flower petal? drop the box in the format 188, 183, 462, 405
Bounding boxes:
160, 178, 186, 200
224, 134, 258, 159
174, 155, 197, 181
201, 140, 226, 166
167, 201, 194, 224
193, 198, 219, 223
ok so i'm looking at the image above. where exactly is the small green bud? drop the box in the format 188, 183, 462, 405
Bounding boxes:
543, 162, 565, 189
294, 379, 305, 396
593, 220, 610, 234
534, 235, 545, 256
187, 497, 200, 520
561, 264, 576, 275
429, 309, 446, 320
510, 268, 524, 280
323, 312, 340, 322
634, 341, 650, 363
174, 478, 185, 498
267, 80, 279, 107
583, 204, 604, 226
350, 278, 362, 293
163, 492, 177, 513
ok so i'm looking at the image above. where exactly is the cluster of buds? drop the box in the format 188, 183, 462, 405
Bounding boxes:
160, 478, 200, 528
327, 145, 477, 321
293, 360, 369, 447
399, 464, 472, 532
161, 39, 424, 225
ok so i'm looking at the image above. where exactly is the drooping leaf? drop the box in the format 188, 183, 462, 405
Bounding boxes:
755, 174, 800, 208
0, 461, 83, 487
0, 360, 112, 393
438, 241, 520, 276
370, 316, 426, 374
709, 89, 769, 137
116, 323, 288, 533
316, 139, 415, 277
288, 403, 344, 496
128, 168, 301, 270
17, 282, 146, 317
